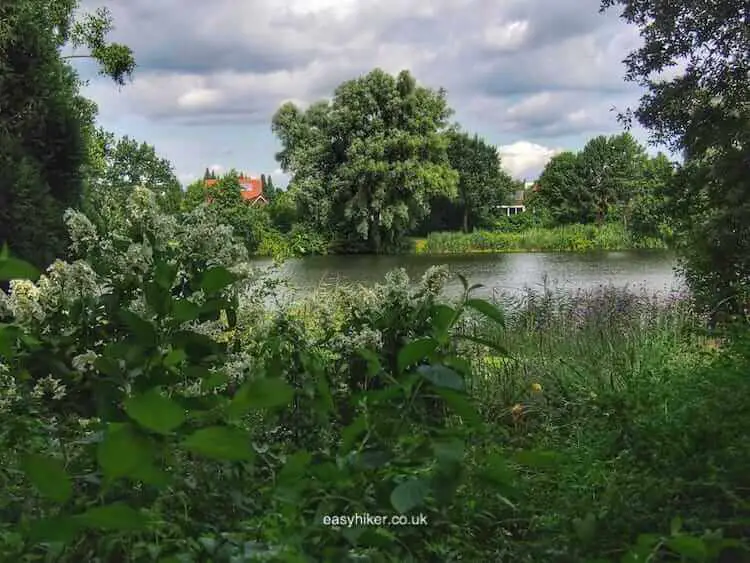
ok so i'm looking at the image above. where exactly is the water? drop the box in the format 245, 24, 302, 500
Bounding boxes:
252, 250, 682, 299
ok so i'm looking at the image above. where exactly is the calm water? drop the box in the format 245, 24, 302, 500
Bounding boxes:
253, 250, 682, 299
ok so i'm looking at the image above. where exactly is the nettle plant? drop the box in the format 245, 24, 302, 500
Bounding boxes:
0, 233, 518, 561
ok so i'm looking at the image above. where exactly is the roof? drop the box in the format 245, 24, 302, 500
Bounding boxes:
204, 176, 265, 202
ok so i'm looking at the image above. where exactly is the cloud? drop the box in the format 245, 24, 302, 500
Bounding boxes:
498, 142, 563, 180
72, 0, 655, 184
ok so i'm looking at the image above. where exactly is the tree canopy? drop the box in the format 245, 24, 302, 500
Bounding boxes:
0, 1, 135, 269
272, 68, 459, 253
602, 0, 750, 317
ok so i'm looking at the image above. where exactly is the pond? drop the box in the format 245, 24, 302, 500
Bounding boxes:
253, 250, 682, 299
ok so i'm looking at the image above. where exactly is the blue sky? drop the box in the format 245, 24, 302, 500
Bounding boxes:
72, 0, 659, 188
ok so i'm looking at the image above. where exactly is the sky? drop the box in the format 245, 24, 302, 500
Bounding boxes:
72, 0, 657, 188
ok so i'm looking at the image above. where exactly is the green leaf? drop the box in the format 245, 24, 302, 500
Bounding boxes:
432, 439, 464, 464
443, 355, 472, 377
666, 535, 708, 559
228, 378, 295, 417
416, 364, 464, 390
397, 337, 439, 373
199, 369, 229, 392
74, 503, 150, 531
670, 516, 683, 535
390, 478, 430, 513
0, 324, 21, 356
0, 256, 39, 281
181, 426, 255, 461
164, 348, 187, 368
21, 454, 73, 503
435, 388, 482, 426
513, 449, 562, 468
278, 451, 312, 484
572, 512, 597, 544
465, 298, 505, 327
201, 266, 236, 293
27, 516, 80, 543
154, 260, 177, 289
172, 299, 202, 323
117, 309, 157, 346
430, 304, 457, 338
458, 334, 510, 356
356, 348, 382, 377
124, 389, 186, 434
340, 415, 367, 454
97, 424, 154, 482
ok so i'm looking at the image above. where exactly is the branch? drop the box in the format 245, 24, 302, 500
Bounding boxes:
61, 54, 93, 60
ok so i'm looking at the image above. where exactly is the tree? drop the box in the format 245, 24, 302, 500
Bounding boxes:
420, 130, 515, 233
627, 153, 675, 240
272, 68, 458, 253
577, 133, 648, 225
83, 129, 183, 226
601, 0, 750, 319
532, 152, 589, 224
0, 1, 135, 270
265, 175, 278, 202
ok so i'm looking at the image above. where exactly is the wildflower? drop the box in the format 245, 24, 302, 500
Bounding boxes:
531, 382, 542, 393
511, 403, 524, 422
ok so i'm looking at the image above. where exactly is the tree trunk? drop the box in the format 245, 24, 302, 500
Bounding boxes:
462, 206, 469, 233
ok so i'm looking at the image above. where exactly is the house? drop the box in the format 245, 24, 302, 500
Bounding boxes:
499, 189, 527, 216
204, 175, 268, 205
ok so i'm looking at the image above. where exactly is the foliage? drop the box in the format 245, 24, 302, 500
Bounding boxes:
82, 128, 184, 228
417, 223, 665, 254
0, 1, 135, 270
418, 129, 517, 234
273, 68, 459, 253
601, 0, 750, 319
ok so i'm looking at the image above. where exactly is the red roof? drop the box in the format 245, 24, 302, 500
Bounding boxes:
204, 175, 266, 204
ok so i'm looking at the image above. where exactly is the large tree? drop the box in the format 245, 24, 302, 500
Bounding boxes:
0, 1, 135, 269
601, 0, 750, 318
83, 129, 183, 228
272, 68, 458, 253
577, 132, 648, 225
420, 130, 515, 233
532, 151, 589, 224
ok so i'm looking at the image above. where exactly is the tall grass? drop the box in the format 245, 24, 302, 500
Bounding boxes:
417, 223, 666, 254
456, 282, 750, 561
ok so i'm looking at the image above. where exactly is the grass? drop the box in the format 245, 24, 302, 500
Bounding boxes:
413, 223, 667, 254
454, 282, 750, 561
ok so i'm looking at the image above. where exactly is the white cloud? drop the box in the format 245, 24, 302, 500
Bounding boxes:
497, 141, 562, 180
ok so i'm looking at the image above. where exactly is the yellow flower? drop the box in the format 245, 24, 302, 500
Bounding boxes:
531, 383, 542, 393
511, 403, 523, 415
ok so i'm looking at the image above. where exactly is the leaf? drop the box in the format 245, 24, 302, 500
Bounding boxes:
513, 449, 562, 468
666, 536, 709, 559
443, 355, 472, 377
201, 266, 236, 293
172, 299, 202, 323
74, 502, 150, 531
228, 378, 295, 417
670, 516, 683, 535
340, 415, 367, 454
430, 304, 457, 338
124, 389, 186, 434
432, 439, 464, 464
164, 348, 187, 368
572, 512, 597, 544
456, 273, 469, 292
479, 452, 518, 494
97, 424, 154, 482
465, 298, 506, 328
278, 451, 312, 484
0, 256, 39, 281
435, 388, 482, 426
181, 426, 255, 461
117, 309, 157, 346
27, 516, 80, 543
356, 348, 382, 377
458, 334, 510, 356
397, 337, 439, 373
154, 260, 177, 289
390, 478, 430, 513
416, 364, 465, 390
21, 454, 73, 503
